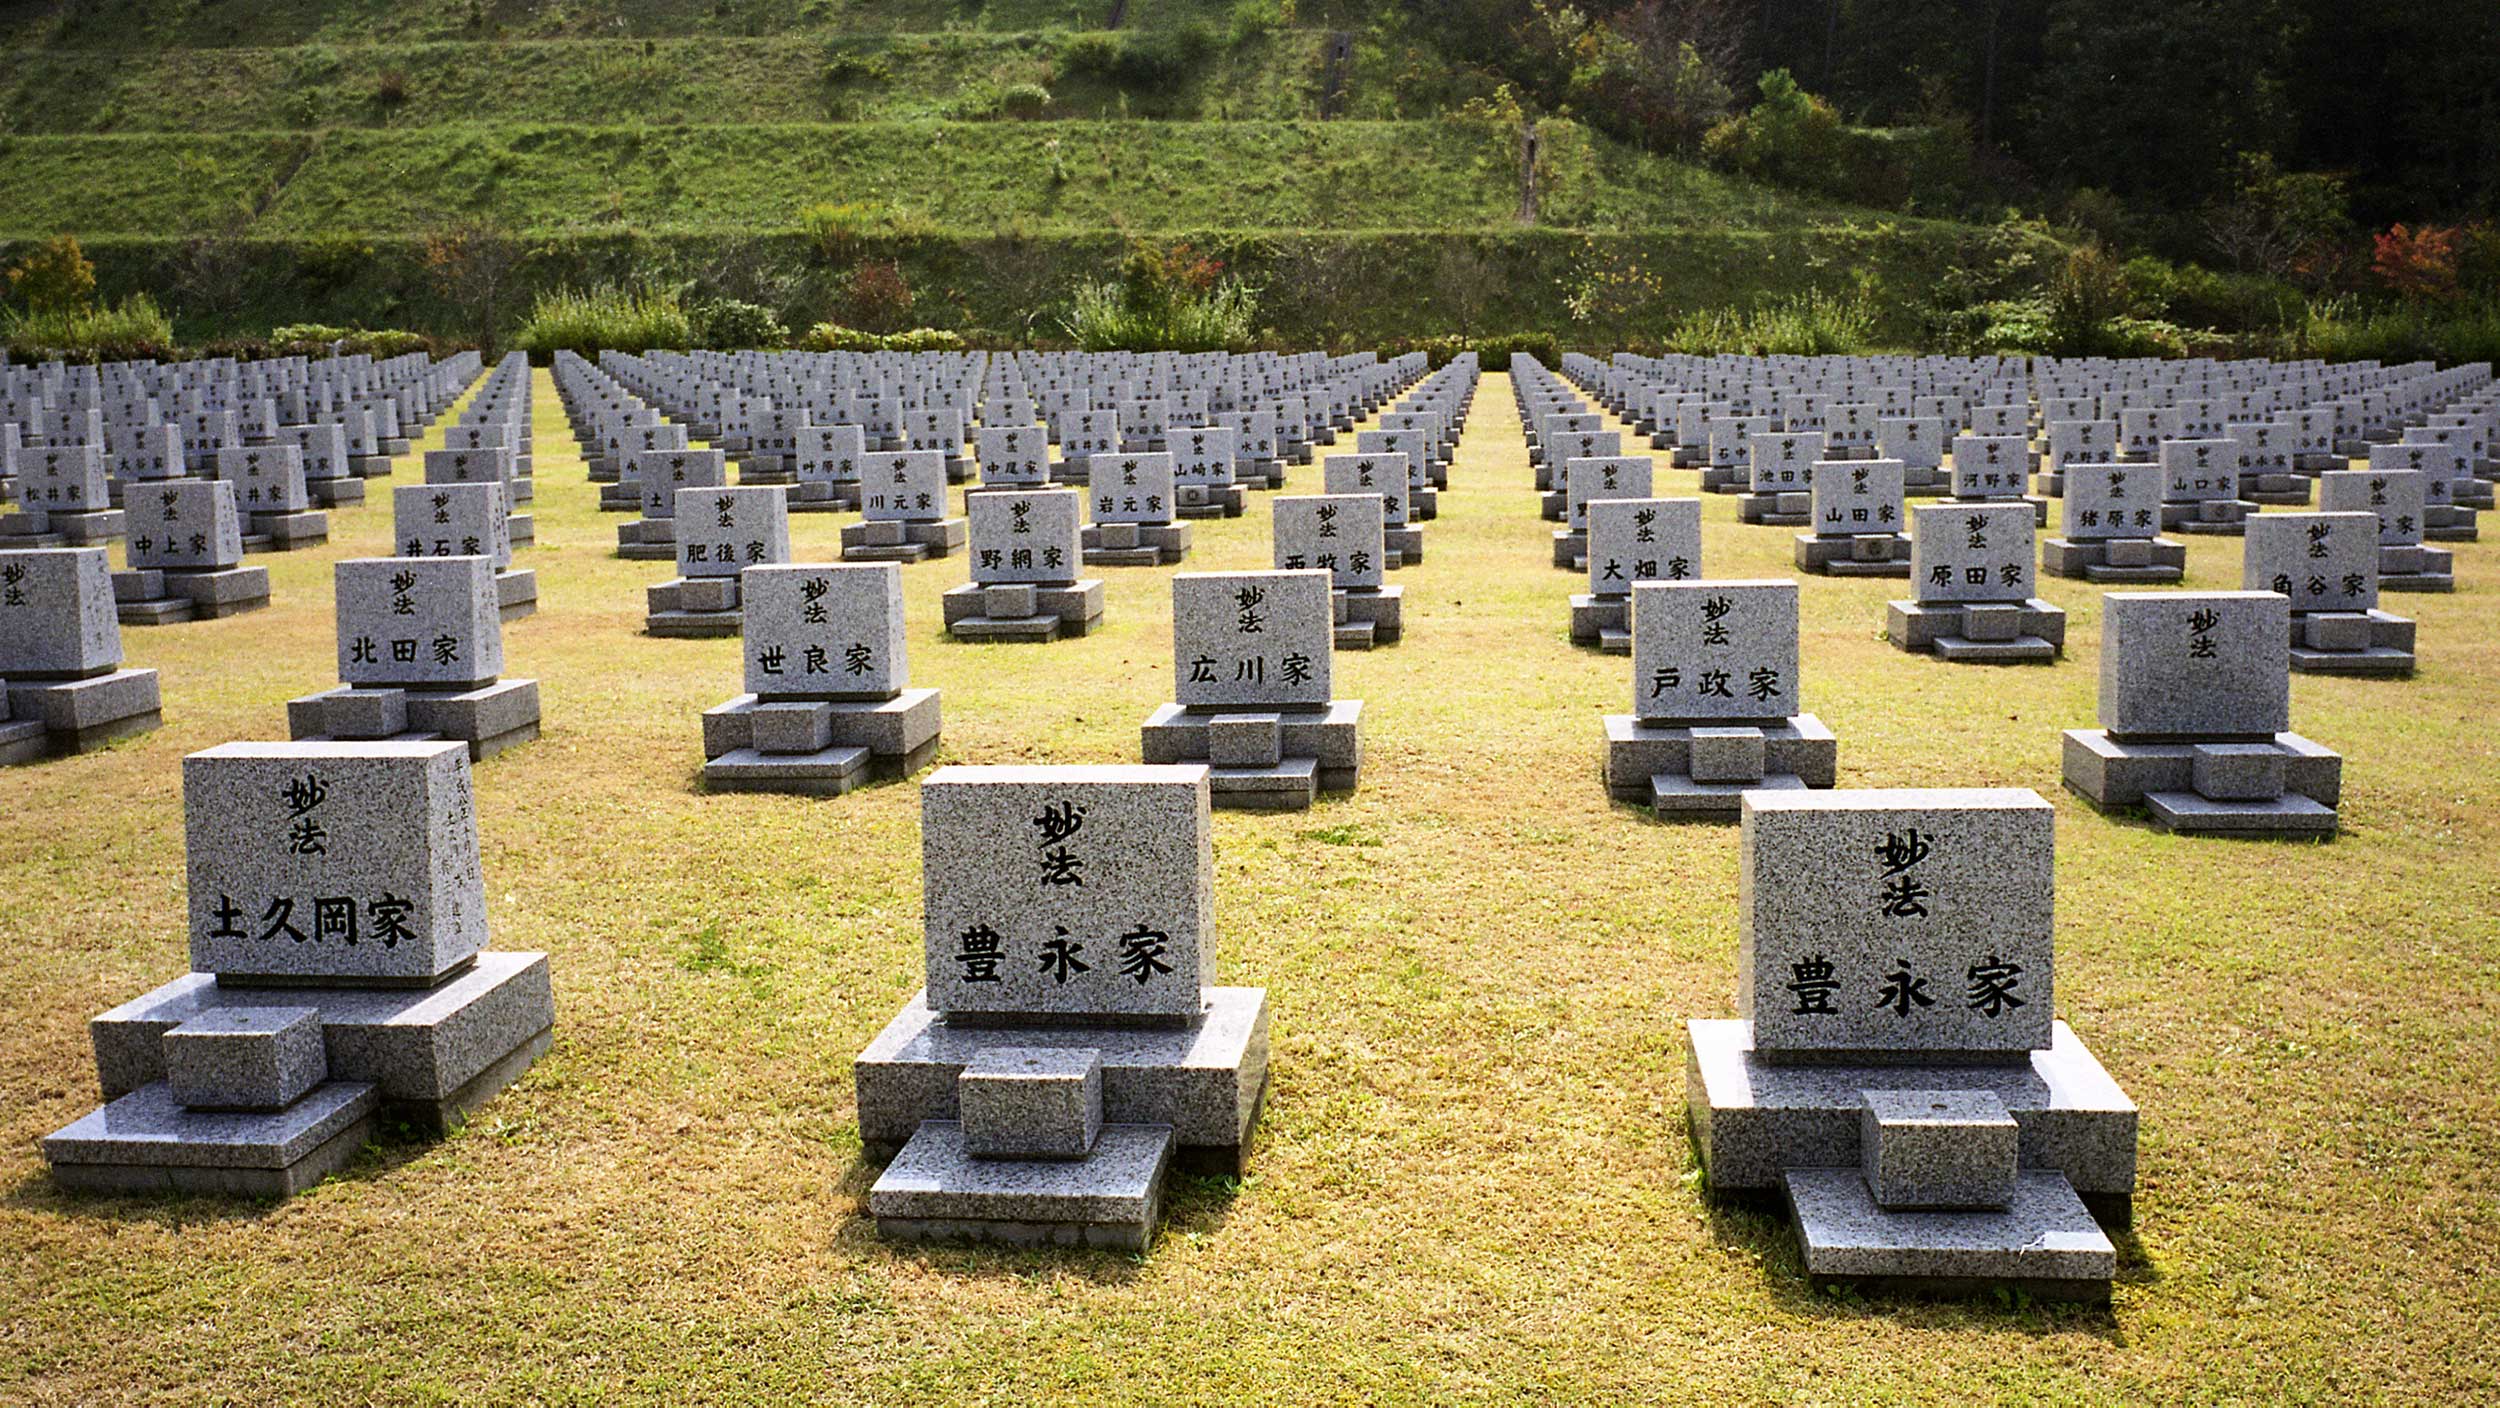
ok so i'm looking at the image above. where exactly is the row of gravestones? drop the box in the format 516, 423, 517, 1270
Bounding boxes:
0, 348, 482, 628
1510, 355, 2438, 836
14, 347, 2147, 1301
24, 671, 2141, 1301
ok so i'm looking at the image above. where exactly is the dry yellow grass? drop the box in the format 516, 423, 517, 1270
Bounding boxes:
1, 370, 2496, 1405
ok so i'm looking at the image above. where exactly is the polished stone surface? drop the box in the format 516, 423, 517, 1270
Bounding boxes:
870, 1121, 1170, 1250
1785, 1167, 2115, 1288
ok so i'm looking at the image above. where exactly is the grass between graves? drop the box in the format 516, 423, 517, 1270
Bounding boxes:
1, 373, 2495, 1403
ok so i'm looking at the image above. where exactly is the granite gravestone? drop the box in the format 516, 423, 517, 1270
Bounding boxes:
115, 479, 271, 624
1740, 431, 1824, 527
2042, 462, 2182, 583
220, 444, 327, 549
1602, 579, 1836, 818
1574, 497, 1703, 651
1556, 456, 1655, 570
618, 449, 726, 561
944, 490, 1103, 642
2243, 511, 2414, 675
1794, 458, 1911, 578
648, 486, 791, 638
1685, 788, 2135, 1299
396, 481, 533, 622
702, 563, 942, 795
41, 739, 555, 1196
287, 556, 540, 761
2062, 590, 2340, 836
1889, 503, 2065, 663
2159, 438, 2256, 535
842, 451, 967, 563
1274, 492, 1399, 649
0, 547, 163, 762
0, 443, 121, 546
1324, 453, 1419, 565
1140, 570, 1360, 810
858, 764, 1270, 1250
2319, 469, 2450, 592
1172, 425, 1244, 519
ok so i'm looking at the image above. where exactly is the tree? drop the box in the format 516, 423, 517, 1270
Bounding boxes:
2372, 224, 2463, 302
423, 216, 521, 350
6, 234, 96, 317
2201, 152, 2350, 286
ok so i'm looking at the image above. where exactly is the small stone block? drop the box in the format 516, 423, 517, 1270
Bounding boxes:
323, 687, 408, 741
750, 701, 835, 755
2104, 538, 2154, 568
860, 520, 906, 547
984, 584, 1038, 619
2191, 743, 2287, 801
162, 1007, 327, 1112
958, 1047, 1103, 1160
1099, 524, 1139, 550
1207, 714, 1284, 769
679, 577, 739, 613
1687, 726, 1767, 784
2304, 612, 2371, 652
1859, 1088, 2020, 1211
1961, 603, 2024, 643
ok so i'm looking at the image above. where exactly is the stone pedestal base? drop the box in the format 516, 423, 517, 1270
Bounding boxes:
1885, 599, 2066, 662
1, 507, 125, 546
841, 517, 967, 563
2063, 729, 2341, 837
2163, 499, 2257, 535
870, 1120, 1171, 1250
941, 580, 1105, 642
1140, 700, 1362, 810
1794, 532, 1912, 577
1738, 491, 1812, 527
308, 477, 367, 508
1600, 714, 1838, 820
113, 566, 272, 624
855, 985, 1269, 1176
286, 680, 541, 762
2, 669, 162, 760
1333, 586, 1402, 649
496, 568, 538, 622
1384, 526, 1423, 565
2040, 536, 2187, 583
617, 516, 679, 560
2424, 503, 2478, 542
2375, 542, 2454, 593
2242, 473, 2312, 506
1568, 593, 1630, 652
701, 687, 940, 794
1783, 1167, 2116, 1299
1082, 521, 1191, 566
247, 510, 328, 550
46, 951, 555, 1197
1175, 484, 1246, 519
788, 481, 861, 513
1551, 528, 1586, 571
2286, 610, 2415, 675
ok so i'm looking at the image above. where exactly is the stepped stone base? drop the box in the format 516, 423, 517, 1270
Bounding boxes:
286, 680, 541, 763
870, 1122, 1172, 1251
2063, 729, 2341, 838
2040, 536, 2187, 583
1794, 532, 1912, 577
1140, 701, 1361, 811
1601, 714, 1837, 820
1886, 599, 2066, 662
1784, 1168, 2116, 1299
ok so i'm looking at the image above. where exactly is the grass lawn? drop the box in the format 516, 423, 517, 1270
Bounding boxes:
1, 370, 2495, 1403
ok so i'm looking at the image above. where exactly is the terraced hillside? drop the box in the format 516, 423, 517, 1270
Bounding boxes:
0, 0, 2027, 343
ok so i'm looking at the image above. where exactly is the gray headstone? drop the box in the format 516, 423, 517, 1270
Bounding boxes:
1273, 494, 1386, 591
1911, 503, 2035, 603
975, 426, 1049, 487
2099, 591, 2289, 738
969, 489, 1081, 586
218, 444, 308, 513
919, 764, 1214, 1022
423, 445, 515, 491
334, 556, 502, 688
1631, 579, 1798, 723
1173, 425, 1237, 487
1322, 453, 1409, 526
674, 485, 790, 579
1740, 788, 2055, 1061
2059, 464, 2162, 541
1587, 497, 1701, 598
1948, 435, 2028, 498
17, 444, 108, 512
2159, 440, 2239, 502
128, 480, 244, 571
2243, 512, 2378, 614
395, 482, 511, 570
631, 449, 726, 518
0, 547, 121, 677
1749, 432, 1824, 493
1171, 570, 1332, 709
2318, 470, 2424, 545
183, 740, 488, 985
1089, 452, 1176, 524
1810, 459, 1905, 538
861, 450, 950, 522
1565, 456, 1655, 530
744, 563, 908, 701
798, 424, 866, 485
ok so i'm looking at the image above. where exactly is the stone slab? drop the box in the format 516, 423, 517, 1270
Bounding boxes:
869, 1121, 1169, 1251
1785, 1167, 2115, 1292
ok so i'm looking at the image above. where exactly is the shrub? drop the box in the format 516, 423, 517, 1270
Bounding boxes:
4, 292, 174, 363
843, 260, 915, 331
374, 69, 410, 106
510, 283, 694, 360
800, 323, 967, 352
800, 201, 874, 264
7, 234, 97, 318
1702, 71, 1848, 195
1059, 23, 1213, 90
1469, 332, 1560, 371
1063, 241, 1259, 351
690, 296, 789, 350
270, 324, 432, 357
1665, 286, 1875, 357
2373, 223, 2464, 303
1227, 0, 1291, 46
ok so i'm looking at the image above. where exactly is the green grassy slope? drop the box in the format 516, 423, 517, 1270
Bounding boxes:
0, 0, 2027, 344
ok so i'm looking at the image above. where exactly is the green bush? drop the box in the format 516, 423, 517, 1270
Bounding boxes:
2288, 296, 2500, 366
800, 323, 967, 352
3, 291, 174, 362
511, 283, 693, 360
268, 323, 432, 357
1064, 275, 1257, 352
1665, 286, 1875, 356
1468, 332, 1560, 371
690, 297, 788, 350
1060, 23, 1214, 91
1702, 71, 1848, 197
